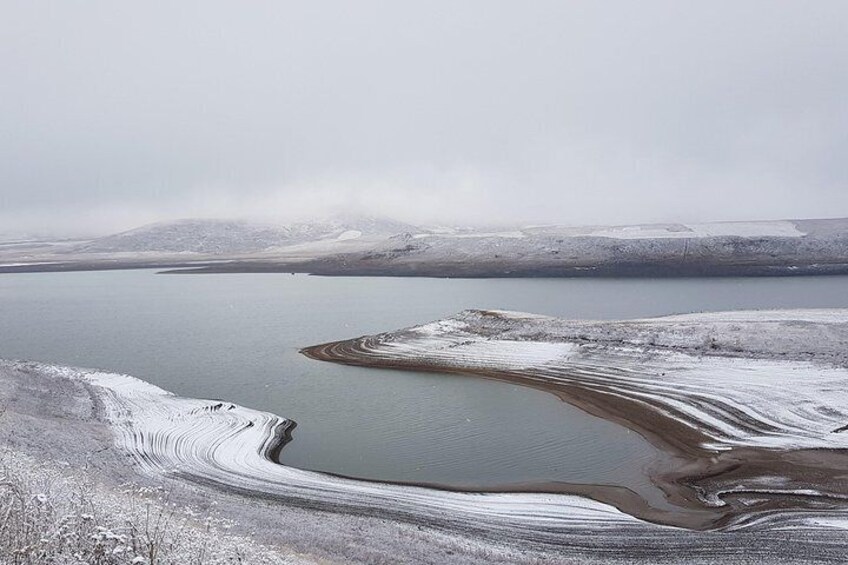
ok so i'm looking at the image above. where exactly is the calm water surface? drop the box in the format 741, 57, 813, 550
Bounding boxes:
2, 271, 847, 503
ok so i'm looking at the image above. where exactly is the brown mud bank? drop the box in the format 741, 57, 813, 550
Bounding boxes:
300, 309, 848, 531
162, 259, 848, 278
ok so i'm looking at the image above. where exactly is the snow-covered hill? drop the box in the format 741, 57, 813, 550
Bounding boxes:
344, 217, 848, 276
73, 215, 419, 254
73, 219, 293, 254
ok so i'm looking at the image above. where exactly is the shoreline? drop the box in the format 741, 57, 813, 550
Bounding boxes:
299, 346, 730, 530
1, 361, 655, 537
300, 309, 848, 531
3, 257, 848, 278
0, 359, 560, 563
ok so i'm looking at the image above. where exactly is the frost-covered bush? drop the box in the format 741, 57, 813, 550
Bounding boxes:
0, 454, 301, 564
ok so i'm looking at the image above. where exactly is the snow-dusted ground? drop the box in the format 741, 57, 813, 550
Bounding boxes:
0, 450, 309, 565
412, 220, 806, 241
560, 220, 806, 240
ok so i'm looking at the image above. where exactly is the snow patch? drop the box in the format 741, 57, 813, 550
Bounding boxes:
413, 231, 526, 239
583, 221, 804, 240
337, 230, 362, 241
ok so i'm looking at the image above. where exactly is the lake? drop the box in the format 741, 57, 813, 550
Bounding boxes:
2, 270, 847, 506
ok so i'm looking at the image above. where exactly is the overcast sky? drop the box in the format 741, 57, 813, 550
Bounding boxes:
2, 1, 847, 236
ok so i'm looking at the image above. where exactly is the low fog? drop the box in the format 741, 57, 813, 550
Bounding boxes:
1, 1, 847, 236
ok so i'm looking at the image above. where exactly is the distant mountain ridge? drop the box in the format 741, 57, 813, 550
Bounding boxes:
73, 215, 419, 254
73, 216, 848, 255
3, 216, 847, 278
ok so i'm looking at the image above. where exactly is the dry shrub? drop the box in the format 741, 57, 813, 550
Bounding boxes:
0, 453, 303, 565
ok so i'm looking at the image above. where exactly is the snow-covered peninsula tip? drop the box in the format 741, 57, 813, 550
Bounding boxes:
303, 308, 848, 529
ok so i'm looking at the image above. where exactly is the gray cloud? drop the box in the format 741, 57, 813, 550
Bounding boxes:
1, 1, 847, 236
